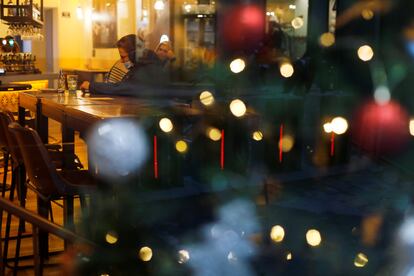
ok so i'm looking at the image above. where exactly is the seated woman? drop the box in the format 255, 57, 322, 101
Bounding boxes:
80, 40, 175, 97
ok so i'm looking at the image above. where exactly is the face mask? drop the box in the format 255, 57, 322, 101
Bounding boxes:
124, 61, 133, 69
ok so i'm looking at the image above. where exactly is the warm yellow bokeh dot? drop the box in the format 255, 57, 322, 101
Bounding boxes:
286, 252, 292, 261
199, 91, 214, 106
105, 231, 118, 244
270, 225, 285, 243
230, 58, 246, 73
319, 32, 335, 47
178, 250, 190, 264
175, 140, 188, 153
306, 229, 322, 247
291, 17, 304, 29
229, 99, 247, 117
354, 252, 368, 267
357, 45, 374, 61
361, 9, 374, 20
331, 117, 348, 135
280, 135, 294, 152
207, 127, 222, 141
280, 63, 294, 78
159, 118, 173, 133
252, 131, 263, 141
323, 122, 333, 133
410, 119, 414, 136
139, 246, 153, 262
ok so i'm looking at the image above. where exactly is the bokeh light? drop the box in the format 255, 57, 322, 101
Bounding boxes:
374, 85, 391, 105
352, 101, 410, 155
279, 135, 295, 152
252, 131, 263, 141
354, 253, 368, 267
331, 117, 349, 135
159, 117, 173, 133
319, 32, 335, 47
410, 119, 414, 136
221, 5, 265, 52
160, 34, 169, 43
139, 246, 153, 262
199, 91, 215, 106
105, 231, 118, 244
361, 9, 374, 20
154, 0, 165, 10
286, 252, 292, 261
230, 58, 246, 73
280, 62, 294, 78
207, 127, 222, 141
306, 229, 322, 247
323, 122, 333, 133
178, 250, 190, 264
270, 225, 285, 243
175, 140, 188, 153
291, 17, 304, 29
357, 45, 374, 61
87, 119, 148, 180
229, 99, 247, 117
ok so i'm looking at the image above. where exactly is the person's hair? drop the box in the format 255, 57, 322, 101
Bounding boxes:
154, 41, 172, 52
116, 34, 136, 63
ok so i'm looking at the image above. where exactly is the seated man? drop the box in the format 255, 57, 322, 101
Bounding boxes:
80, 41, 175, 96
105, 34, 136, 83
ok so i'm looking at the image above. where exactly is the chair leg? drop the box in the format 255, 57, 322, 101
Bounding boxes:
2, 167, 17, 269
36, 197, 49, 261
17, 165, 27, 233
1, 152, 9, 198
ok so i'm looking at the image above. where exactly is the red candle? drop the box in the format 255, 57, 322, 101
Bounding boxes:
154, 135, 158, 179
220, 129, 225, 170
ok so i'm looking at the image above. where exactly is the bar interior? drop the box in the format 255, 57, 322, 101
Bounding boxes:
0, 0, 414, 275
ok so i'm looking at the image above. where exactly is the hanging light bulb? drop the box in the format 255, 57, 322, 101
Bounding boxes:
160, 34, 169, 43
154, 0, 165, 11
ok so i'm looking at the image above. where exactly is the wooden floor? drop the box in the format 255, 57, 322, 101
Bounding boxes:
1, 119, 89, 275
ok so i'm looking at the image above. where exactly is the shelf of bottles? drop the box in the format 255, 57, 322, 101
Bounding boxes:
0, 0, 44, 27
0, 52, 41, 74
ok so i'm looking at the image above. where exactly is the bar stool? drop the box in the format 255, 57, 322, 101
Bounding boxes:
8, 122, 96, 274
0, 112, 84, 273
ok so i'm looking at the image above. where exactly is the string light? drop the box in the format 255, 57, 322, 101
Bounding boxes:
354, 253, 368, 267
178, 250, 190, 264
319, 32, 335, 47
230, 58, 246, 73
331, 117, 348, 135
270, 225, 285, 242
199, 91, 214, 106
229, 99, 247, 117
175, 140, 188, 153
207, 127, 222, 141
306, 229, 322, 246
159, 118, 173, 133
280, 62, 294, 78
291, 17, 304, 29
105, 231, 118, 244
286, 252, 292, 260
323, 122, 333, 133
410, 119, 414, 136
357, 45, 374, 61
361, 9, 374, 20
139, 246, 153, 262
252, 131, 263, 141
280, 135, 295, 152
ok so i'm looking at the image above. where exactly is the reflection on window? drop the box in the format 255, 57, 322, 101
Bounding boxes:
265, 0, 308, 60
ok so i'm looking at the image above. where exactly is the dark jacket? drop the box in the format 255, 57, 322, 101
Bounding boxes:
89, 50, 169, 96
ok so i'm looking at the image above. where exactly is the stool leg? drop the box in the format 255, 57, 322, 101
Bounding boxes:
1, 152, 9, 198
3, 167, 17, 269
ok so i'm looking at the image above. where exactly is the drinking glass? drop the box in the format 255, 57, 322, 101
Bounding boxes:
67, 75, 78, 92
